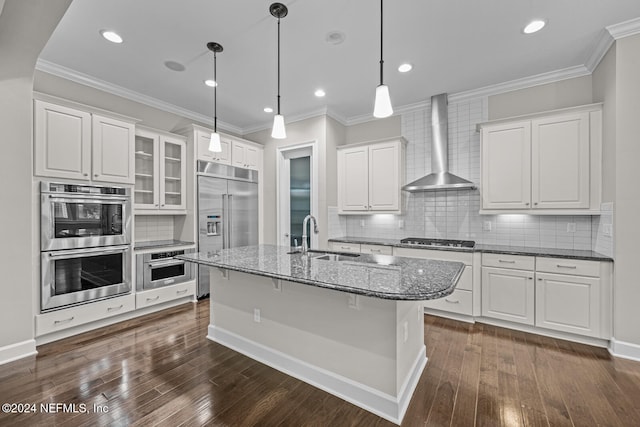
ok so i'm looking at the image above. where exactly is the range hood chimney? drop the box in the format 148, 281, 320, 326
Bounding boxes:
402, 93, 476, 192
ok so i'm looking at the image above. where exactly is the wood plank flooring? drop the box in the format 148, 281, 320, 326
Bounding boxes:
1, 299, 640, 426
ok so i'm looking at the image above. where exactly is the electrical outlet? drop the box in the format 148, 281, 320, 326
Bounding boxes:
360, 220, 365, 228
603, 224, 613, 237
483, 221, 492, 231
567, 223, 576, 233
403, 321, 409, 343
253, 308, 261, 323
398, 219, 405, 229
348, 294, 359, 309
272, 278, 281, 292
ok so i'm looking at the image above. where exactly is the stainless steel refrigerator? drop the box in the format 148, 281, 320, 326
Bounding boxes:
197, 161, 259, 297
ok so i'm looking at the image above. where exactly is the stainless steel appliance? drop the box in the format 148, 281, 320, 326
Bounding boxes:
41, 245, 131, 311
400, 237, 476, 249
197, 161, 258, 297
40, 181, 133, 312
136, 248, 195, 291
41, 181, 131, 251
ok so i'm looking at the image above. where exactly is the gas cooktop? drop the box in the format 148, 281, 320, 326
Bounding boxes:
400, 237, 476, 249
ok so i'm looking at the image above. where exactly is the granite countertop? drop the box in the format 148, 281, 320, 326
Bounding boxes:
329, 237, 613, 262
176, 244, 465, 301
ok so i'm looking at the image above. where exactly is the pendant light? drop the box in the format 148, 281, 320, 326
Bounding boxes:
373, 0, 393, 118
270, 3, 288, 139
207, 42, 223, 152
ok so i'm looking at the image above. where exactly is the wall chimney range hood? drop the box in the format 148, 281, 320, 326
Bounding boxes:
402, 93, 476, 192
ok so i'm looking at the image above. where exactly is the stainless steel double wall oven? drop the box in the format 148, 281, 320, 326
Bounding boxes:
40, 182, 132, 312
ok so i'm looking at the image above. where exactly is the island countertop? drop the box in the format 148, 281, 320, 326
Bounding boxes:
177, 244, 465, 301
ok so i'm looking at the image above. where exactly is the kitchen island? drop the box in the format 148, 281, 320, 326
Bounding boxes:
178, 245, 464, 424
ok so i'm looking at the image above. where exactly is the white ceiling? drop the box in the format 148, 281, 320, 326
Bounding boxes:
39, 0, 640, 134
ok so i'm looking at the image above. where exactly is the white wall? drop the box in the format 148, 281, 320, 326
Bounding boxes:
612, 34, 640, 348
0, 0, 71, 360
345, 116, 401, 145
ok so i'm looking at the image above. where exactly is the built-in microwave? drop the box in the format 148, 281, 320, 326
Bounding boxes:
40, 181, 131, 251
41, 245, 132, 312
136, 249, 195, 291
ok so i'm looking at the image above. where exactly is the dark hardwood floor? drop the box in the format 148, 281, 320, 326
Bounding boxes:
1, 299, 640, 426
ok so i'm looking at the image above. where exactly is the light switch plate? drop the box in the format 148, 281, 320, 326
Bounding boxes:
483, 221, 492, 231
253, 308, 261, 323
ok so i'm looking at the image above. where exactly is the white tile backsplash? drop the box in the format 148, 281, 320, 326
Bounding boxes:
342, 97, 605, 253
134, 215, 175, 242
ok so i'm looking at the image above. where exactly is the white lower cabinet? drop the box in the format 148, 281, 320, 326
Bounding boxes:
35, 294, 135, 337
481, 266, 535, 325
328, 242, 361, 253
360, 244, 393, 255
135, 281, 196, 309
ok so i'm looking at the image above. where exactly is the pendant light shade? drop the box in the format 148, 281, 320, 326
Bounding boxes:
207, 42, 223, 152
373, 0, 393, 118
270, 3, 288, 139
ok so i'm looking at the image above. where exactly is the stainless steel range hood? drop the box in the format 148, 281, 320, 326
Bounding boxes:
402, 93, 476, 192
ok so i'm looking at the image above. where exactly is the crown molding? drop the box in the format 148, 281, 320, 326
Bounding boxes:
584, 29, 615, 72
35, 59, 244, 135
607, 16, 640, 40
241, 107, 349, 136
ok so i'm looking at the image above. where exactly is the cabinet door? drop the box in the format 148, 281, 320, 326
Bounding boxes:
532, 112, 590, 209
34, 100, 91, 180
92, 115, 135, 184
481, 121, 531, 209
338, 146, 369, 211
160, 137, 186, 210
232, 141, 245, 168
245, 146, 259, 169
368, 141, 400, 211
216, 137, 232, 165
535, 272, 601, 337
134, 130, 160, 209
482, 267, 534, 325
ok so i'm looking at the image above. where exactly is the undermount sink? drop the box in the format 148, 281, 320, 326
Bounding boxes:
313, 254, 348, 261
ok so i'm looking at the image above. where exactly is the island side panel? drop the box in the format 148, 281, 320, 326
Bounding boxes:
206, 269, 426, 408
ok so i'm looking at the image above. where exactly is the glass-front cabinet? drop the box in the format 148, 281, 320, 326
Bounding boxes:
134, 128, 186, 213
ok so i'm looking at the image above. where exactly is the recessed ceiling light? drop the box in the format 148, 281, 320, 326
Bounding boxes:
523, 20, 546, 34
164, 61, 185, 72
100, 30, 123, 44
314, 89, 326, 97
325, 31, 346, 45
204, 79, 217, 87
264, 107, 274, 113
398, 63, 413, 73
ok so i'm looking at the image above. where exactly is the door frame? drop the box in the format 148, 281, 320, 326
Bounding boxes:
276, 140, 319, 248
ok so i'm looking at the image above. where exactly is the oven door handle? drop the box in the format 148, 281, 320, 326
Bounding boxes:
47, 194, 129, 202
47, 245, 130, 258
147, 259, 185, 268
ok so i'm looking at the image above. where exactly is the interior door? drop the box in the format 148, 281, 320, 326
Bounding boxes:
278, 145, 314, 248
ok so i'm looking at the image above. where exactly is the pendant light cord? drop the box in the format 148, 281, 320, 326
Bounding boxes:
379, 0, 384, 86
277, 17, 281, 115
213, 51, 217, 132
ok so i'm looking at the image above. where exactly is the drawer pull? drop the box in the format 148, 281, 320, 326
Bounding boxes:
341, 246, 350, 250
54, 316, 74, 325
498, 259, 516, 264
444, 298, 460, 304
371, 249, 381, 253
556, 264, 577, 269
107, 304, 124, 312
146, 296, 160, 302
176, 289, 189, 295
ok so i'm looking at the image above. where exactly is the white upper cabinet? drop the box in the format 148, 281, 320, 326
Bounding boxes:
34, 99, 136, 185
231, 140, 259, 169
337, 138, 405, 214
134, 128, 186, 213
196, 129, 231, 165
195, 129, 261, 170
479, 104, 601, 214
481, 120, 531, 209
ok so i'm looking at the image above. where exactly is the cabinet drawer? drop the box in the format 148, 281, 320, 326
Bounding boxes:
36, 294, 135, 337
536, 257, 600, 277
393, 247, 473, 265
330, 242, 361, 253
482, 253, 534, 270
135, 281, 195, 309
360, 244, 393, 256
423, 289, 472, 316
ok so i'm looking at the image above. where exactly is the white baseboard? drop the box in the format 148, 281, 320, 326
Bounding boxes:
208, 325, 426, 425
609, 338, 640, 362
0, 339, 37, 365
424, 308, 476, 324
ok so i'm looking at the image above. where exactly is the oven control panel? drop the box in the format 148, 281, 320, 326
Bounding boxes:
150, 250, 185, 260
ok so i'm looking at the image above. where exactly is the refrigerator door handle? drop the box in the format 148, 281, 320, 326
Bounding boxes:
222, 194, 228, 249
227, 194, 233, 247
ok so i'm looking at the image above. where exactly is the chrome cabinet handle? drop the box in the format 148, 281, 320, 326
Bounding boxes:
107, 305, 124, 312
54, 317, 74, 324
525, 202, 530, 206
444, 299, 459, 304
371, 249, 381, 253
176, 289, 188, 295
146, 296, 160, 302
557, 264, 577, 269
498, 259, 516, 264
